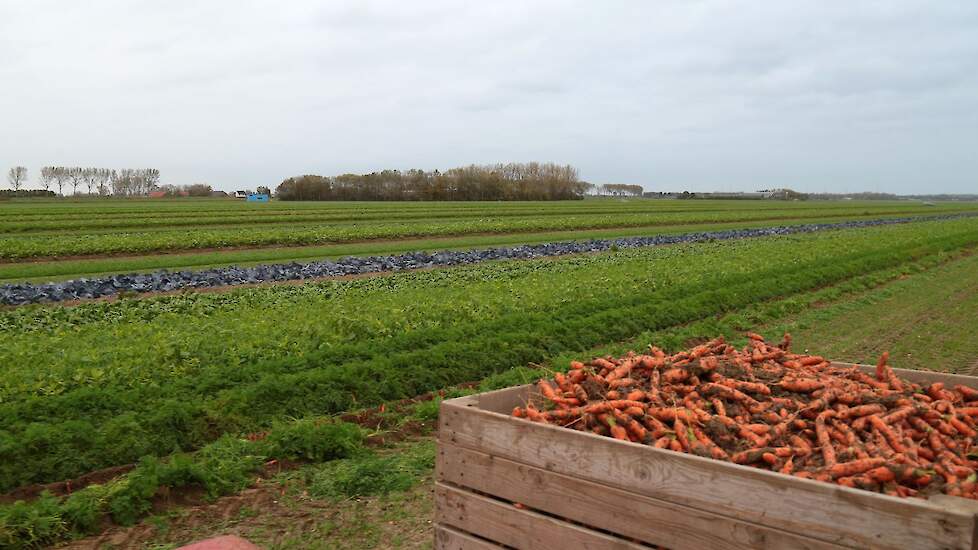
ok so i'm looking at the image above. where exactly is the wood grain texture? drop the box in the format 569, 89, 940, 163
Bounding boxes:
437, 442, 843, 550
434, 524, 506, 550
435, 482, 645, 550
439, 396, 978, 549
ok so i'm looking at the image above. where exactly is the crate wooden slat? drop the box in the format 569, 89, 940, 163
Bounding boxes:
435, 363, 978, 549
436, 482, 646, 549
438, 442, 842, 550
434, 524, 506, 550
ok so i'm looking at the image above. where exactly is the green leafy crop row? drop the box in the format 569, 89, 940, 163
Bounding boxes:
5, 200, 952, 234
0, 199, 974, 258
0, 418, 363, 549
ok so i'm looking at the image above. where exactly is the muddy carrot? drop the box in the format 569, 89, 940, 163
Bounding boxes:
780, 378, 824, 393
829, 458, 887, 479
816, 410, 837, 467
837, 404, 886, 420
780, 455, 795, 474
711, 398, 727, 417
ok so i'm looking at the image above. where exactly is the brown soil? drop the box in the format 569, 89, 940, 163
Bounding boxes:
0, 464, 135, 505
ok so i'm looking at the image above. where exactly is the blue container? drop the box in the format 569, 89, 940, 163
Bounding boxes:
247, 193, 269, 202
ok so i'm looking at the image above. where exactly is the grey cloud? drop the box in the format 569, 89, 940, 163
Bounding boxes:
1, 0, 976, 194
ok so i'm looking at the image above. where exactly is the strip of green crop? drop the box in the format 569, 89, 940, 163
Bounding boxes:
0, 215, 962, 283
1, 218, 977, 491
0, 198, 961, 221
0, 201, 975, 259
2, 202, 971, 234
5, 199, 957, 232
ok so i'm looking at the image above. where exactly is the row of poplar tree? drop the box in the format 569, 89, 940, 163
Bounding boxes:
4, 166, 160, 197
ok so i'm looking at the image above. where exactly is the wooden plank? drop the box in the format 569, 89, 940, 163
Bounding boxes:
474, 383, 534, 414
437, 441, 844, 550
435, 524, 506, 550
439, 398, 977, 550
435, 482, 646, 550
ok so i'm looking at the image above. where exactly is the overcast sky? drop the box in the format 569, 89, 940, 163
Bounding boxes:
2, 1, 976, 194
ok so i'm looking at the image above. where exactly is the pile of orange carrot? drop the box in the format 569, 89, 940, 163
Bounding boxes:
513, 334, 978, 499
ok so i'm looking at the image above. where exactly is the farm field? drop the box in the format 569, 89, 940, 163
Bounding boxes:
0, 198, 977, 283
39, 215, 978, 550
2, 204, 978, 548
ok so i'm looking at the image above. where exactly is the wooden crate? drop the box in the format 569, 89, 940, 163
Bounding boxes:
435, 364, 978, 549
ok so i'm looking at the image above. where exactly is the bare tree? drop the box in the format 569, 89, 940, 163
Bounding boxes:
81, 168, 99, 195
40, 166, 55, 192
6, 166, 27, 191
112, 169, 131, 196
52, 167, 69, 196
130, 170, 145, 196
142, 168, 160, 193
68, 167, 84, 196
96, 168, 113, 196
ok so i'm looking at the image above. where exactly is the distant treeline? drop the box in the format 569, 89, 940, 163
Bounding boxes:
0, 189, 57, 199
275, 163, 585, 201
157, 183, 215, 197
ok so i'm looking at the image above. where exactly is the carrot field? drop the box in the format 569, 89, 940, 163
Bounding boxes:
2, 199, 978, 548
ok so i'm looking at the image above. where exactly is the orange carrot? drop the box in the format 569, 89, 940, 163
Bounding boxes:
515, 336, 978, 501
868, 415, 906, 453
949, 417, 977, 438
780, 378, 825, 393
553, 372, 573, 393
829, 458, 887, 479
584, 400, 646, 414
815, 410, 837, 467
537, 380, 559, 401
662, 368, 689, 384
711, 398, 727, 417
954, 385, 978, 401
882, 406, 917, 425
836, 404, 886, 420
673, 418, 691, 451
605, 359, 636, 382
